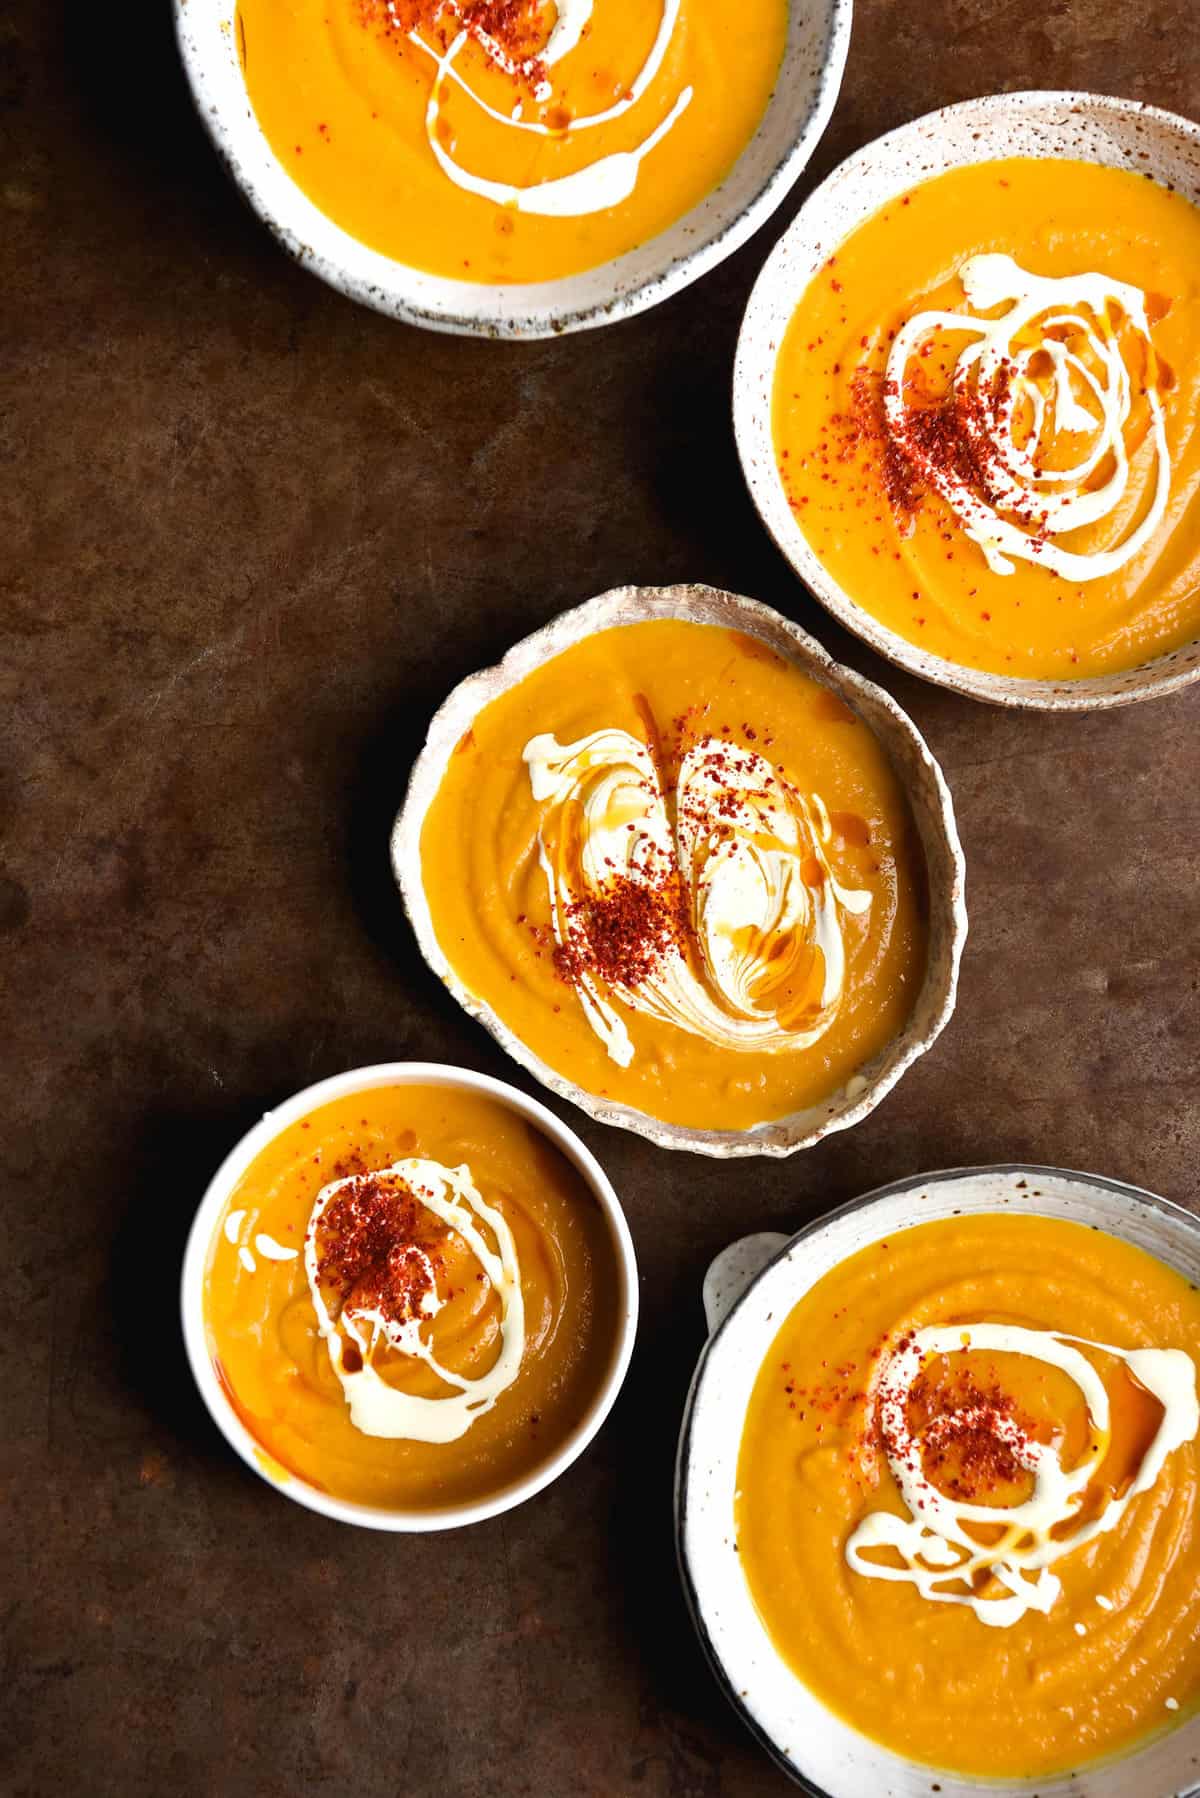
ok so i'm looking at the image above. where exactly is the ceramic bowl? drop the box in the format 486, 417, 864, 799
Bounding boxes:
392, 582, 967, 1157
734, 90, 1200, 710
676, 1164, 1200, 1796
174, 0, 851, 338
180, 1060, 639, 1531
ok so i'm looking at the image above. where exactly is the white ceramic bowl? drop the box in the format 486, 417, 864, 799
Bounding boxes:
174, 0, 851, 338
734, 90, 1200, 710
391, 583, 967, 1158
676, 1164, 1200, 1796
181, 1060, 639, 1531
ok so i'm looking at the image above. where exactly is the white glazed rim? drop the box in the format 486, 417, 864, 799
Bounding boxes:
180, 1060, 639, 1531
389, 583, 968, 1158
675, 1163, 1200, 1796
733, 89, 1200, 711
172, 0, 852, 339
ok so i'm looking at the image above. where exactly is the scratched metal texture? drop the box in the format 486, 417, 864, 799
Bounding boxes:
2, 3, 1199, 1793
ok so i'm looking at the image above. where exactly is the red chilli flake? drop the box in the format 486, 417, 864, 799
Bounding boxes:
313, 1174, 445, 1328
838, 355, 1053, 550
380, 0, 549, 90
883, 1358, 1040, 1503
541, 728, 781, 997
553, 869, 690, 991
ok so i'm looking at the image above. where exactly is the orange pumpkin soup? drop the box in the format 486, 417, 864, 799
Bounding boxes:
234, 0, 787, 284
773, 159, 1200, 679
736, 1213, 1200, 1777
203, 1083, 623, 1509
420, 620, 928, 1132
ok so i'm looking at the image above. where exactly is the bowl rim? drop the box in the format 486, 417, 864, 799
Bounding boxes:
180, 1058, 640, 1532
389, 582, 968, 1158
172, 0, 852, 339
674, 1161, 1200, 1795
733, 87, 1200, 711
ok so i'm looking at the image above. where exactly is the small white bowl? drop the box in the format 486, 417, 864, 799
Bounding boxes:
734, 90, 1200, 710
391, 583, 967, 1159
676, 1164, 1200, 1796
173, 0, 851, 337
181, 1060, 639, 1531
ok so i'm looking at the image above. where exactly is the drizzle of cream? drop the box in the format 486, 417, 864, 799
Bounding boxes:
237, 1245, 257, 1274
523, 728, 871, 1067
304, 1158, 525, 1443
403, 0, 692, 219
885, 253, 1171, 581
255, 1233, 299, 1261
224, 1209, 247, 1245
845, 1322, 1199, 1628
410, 0, 679, 137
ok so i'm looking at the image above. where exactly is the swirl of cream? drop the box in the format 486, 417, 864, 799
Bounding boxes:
403, 0, 693, 218
885, 253, 1171, 580
523, 728, 871, 1067
305, 1158, 524, 1443
845, 1323, 1199, 1628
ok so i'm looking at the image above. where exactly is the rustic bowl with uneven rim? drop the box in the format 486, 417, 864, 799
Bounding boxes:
173, 0, 851, 339
391, 583, 967, 1158
676, 1164, 1200, 1797
734, 90, 1200, 711
180, 1060, 639, 1532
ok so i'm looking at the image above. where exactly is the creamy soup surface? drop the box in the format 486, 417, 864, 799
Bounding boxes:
773, 159, 1200, 680
205, 1083, 622, 1510
235, 0, 787, 283
421, 620, 929, 1132
736, 1213, 1200, 1777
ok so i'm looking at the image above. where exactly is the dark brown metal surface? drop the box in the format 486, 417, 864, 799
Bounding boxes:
5, 3, 1200, 1792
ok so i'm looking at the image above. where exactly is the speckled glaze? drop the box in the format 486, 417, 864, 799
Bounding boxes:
676, 1165, 1200, 1796
734, 90, 1200, 711
180, 1060, 639, 1532
391, 583, 967, 1158
173, 0, 851, 338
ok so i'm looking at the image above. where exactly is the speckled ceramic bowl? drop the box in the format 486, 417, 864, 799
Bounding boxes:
676, 1165, 1200, 1796
174, 0, 850, 338
391, 583, 967, 1157
734, 90, 1200, 710
181, 1060, 638, 1531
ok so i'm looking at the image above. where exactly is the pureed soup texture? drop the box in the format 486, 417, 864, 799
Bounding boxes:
736, 1213, 1200, 1778
421, 620, 928, 1133
773, 159, 1200, 680
203, 1083, 623, 1510
235, 0, 787, 284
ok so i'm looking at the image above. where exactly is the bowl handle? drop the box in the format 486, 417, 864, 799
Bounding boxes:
702, 1233, 790, 1334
